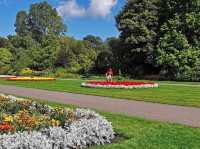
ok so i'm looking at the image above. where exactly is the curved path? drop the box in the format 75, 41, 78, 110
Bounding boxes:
0, 84, 200, 127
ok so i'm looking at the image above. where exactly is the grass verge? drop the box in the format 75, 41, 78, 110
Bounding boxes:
47, 100, 200, 149
0, 79, 200, 107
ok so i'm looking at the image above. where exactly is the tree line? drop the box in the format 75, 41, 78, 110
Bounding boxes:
0, 0, 199, 81
116, 0, 200, 81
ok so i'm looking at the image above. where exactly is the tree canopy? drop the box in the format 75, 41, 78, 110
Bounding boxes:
116, 0, 200, 80
15, 1, 67, 41
0, 0, 200, 81
0, 48, 13, 74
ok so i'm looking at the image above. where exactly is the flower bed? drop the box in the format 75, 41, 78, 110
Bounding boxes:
81, 81, 159, 89
0, 94, 114, 148
0, 75, 16, 79
6, 77, 56, 81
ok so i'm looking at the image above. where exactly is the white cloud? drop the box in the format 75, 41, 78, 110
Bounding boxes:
57, 0, 117, 18
57, 0, 86, 17
88, 0, 117, 17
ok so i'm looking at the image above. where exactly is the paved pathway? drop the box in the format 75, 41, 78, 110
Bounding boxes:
0, 85, 200, 127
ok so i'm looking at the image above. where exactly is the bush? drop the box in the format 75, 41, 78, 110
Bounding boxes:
176, 70, 200, 82
0, 66, 10, 75
54, 67, 80, 79
19, 68, 33, 76
32, 70, 49, 76
0, 48, 13, 74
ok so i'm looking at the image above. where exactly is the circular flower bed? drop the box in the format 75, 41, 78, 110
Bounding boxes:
6, 77, 56, 81
82, 81, 159, 89
0, 94, 114, 148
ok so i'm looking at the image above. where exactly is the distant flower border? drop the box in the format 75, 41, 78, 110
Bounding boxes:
6, 77, 56, 81
81, 81, 159, 89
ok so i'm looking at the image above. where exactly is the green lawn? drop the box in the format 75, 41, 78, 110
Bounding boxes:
93, 113, 200, 149
0, 79, 200, 107
47, 101, 200, 149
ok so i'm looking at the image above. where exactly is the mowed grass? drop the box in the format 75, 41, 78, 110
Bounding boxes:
0, 79, 200, 107
92, 112, 200, 149
47, 101, 200, 149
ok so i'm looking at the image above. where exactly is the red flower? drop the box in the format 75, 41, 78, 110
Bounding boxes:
0, 122, 15, 133
87, 81, 156, 86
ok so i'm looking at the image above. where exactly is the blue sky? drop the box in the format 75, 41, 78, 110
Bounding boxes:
0, 0, 125, 40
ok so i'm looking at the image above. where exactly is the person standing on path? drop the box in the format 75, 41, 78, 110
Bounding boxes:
106, 68, 113, 82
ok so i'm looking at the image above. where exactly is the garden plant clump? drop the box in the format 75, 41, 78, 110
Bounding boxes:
0, 94, 115, 149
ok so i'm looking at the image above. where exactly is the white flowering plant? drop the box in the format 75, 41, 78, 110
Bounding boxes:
0, 94, 115, 149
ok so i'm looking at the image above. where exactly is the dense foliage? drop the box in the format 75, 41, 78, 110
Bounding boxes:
0, 2, 98, 76
116, 0, 200, 80
0, 0, 199, 80
116, 0, 159, 76
0, 48, 13, 74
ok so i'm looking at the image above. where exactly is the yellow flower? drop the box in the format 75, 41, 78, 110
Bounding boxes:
4, 115, 13, 123
51, 119, 60, 126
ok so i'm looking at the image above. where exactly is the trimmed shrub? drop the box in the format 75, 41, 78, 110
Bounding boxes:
19, 68, 33, 76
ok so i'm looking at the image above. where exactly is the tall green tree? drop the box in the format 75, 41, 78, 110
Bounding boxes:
12, 1, 67, 72
7, 35, 39, 72
83, 35, 103, 47
15, 11, 29, 36
13, 49, 33, 73
116, 0, 160, 75
159, 0, 199, 24
156, 1, 200, 79
15, 1, 67, 41
116, 0, 159, 53
156, 27, 191, 77
183, 12, 200, 47
0, 48, 13, 74
29, 35, 60, 71
55, 37, 97, 73
0, 37, 12, 49
83, 35, 105, 52
106, 37, 123, 74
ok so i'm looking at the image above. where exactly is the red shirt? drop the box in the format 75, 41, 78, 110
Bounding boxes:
106, 70, 113, 76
